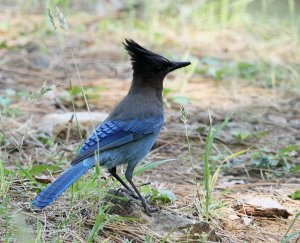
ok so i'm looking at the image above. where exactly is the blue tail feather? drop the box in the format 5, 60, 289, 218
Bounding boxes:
32, 158, 95, 209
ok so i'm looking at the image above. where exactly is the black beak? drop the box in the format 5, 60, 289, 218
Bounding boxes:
167, 61, 191, 73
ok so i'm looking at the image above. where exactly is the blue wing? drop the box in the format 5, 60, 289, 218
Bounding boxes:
71, 117, 163, 165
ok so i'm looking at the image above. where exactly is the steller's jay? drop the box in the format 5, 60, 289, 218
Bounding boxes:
32, 39, 191, 214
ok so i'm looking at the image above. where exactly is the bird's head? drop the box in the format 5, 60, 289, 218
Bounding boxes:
123, 39, 191, 90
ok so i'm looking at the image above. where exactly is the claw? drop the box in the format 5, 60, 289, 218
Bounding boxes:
117, 188, 139, 200
143, 205, 160, 216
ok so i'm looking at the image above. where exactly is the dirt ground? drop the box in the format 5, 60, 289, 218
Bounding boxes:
1, 6, 300, 243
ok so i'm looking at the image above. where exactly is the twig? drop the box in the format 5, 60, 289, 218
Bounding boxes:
65, 114, 74, 144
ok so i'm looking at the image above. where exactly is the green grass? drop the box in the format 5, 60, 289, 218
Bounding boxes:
247, 144, 299, 178
0, 150, 175, 241
180, 107, 229, 222
202, 112, 232, 222
180, 108, 254, 223
281, 211, 300, 243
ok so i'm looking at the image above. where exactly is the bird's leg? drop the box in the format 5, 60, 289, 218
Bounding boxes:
108, 167, 138, 199
125, 164, 159, 215
127, 179, 159, 216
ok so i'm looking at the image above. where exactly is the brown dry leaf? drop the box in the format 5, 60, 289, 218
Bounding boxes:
34, 175, 53, 184
235, 197, 292, 219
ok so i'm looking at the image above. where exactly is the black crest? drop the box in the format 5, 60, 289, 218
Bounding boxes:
123, 39, 169, 71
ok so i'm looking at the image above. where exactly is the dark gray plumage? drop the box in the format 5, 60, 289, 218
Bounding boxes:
32, 39, 191, 214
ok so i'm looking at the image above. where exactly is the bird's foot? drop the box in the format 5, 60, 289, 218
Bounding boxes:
116, 188, 139, 200
143, 204, 160, 216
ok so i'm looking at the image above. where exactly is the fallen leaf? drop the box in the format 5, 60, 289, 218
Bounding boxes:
235, 196, 291, 219
34, 175, 52, 184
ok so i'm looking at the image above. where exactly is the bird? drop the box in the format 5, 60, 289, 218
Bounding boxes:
32, 39, 191, 214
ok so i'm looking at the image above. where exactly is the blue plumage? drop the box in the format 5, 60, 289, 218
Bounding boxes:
32, 39, 190, 213
32, 117, 163, 209
32, 157, 95, 209
72, 117, 163, 165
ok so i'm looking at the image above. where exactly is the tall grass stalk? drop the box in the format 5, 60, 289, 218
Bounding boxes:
47, 7, 83, 139
203, 112, 251, 222
203, 111, 231, 221
180, 107, 250, 222
46, 7, 109, 238
180, 107, 201, 200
